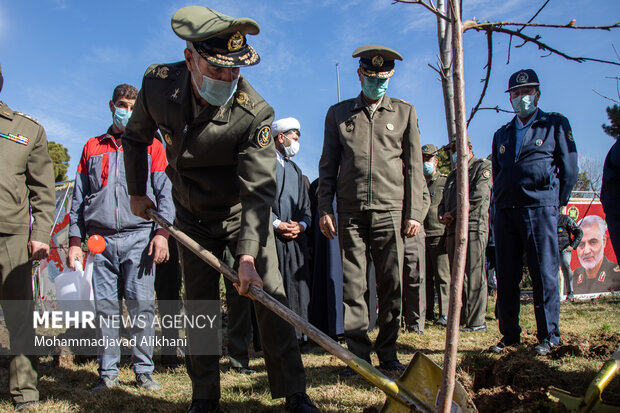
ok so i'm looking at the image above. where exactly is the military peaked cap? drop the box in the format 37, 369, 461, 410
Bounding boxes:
353, 45, 403, 79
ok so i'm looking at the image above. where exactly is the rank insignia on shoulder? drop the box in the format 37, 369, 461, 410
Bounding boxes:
567, 130, 574, 142
157, 66, 169, 79
499, 145, 506, 154
236, 91, 251, 107
613, 265, 620, 272
257, 125, 271, 148
163, 133, 173, 146
482, 170, 491, 179
346, 122, 354, 132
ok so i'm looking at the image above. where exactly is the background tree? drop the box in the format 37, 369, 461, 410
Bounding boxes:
47, 141, 70, 182
603, 104, 620, 139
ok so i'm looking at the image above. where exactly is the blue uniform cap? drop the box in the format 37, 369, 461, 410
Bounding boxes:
506, 69, 540, 92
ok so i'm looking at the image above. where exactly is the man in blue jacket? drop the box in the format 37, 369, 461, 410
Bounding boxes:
67, 84, 174, 391
489, 69, 578, 356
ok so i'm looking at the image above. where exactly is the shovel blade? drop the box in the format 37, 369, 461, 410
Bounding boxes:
381, 352, 477, 413
548, 387, 620, 413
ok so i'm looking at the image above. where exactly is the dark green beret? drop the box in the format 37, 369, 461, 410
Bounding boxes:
172, 6, 261, 68
353, 45, 403, 79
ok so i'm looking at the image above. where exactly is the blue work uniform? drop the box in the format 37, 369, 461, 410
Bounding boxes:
491, 109, 578, 346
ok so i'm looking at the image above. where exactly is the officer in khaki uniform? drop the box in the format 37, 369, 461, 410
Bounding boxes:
421, 144, 450, 326
318, 45, 425, 375
0, 63, 56, 411
438, 138, 492, 331
121, 7, 318, 413
401, 183, 430, 333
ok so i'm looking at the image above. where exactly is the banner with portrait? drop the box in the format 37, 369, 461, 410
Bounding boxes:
564, 198, 619, 297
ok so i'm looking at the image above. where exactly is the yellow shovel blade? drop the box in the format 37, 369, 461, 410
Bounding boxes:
381, 352, 477, 413
548, 387, 620, 413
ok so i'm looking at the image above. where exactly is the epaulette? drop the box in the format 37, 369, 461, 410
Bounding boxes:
144, 63, 180, 80
234, 91, 256, 112
548, 112, 565, 117
332, 97, 356, 108
14, 111, 41, 126
391, 98, 412, 106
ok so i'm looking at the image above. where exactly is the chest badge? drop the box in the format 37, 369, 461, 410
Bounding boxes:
535, 139, 543, 146
0, 132, 29, 145
499, 145, 506, 154
257, 125, 271, 148
346, 123, 354, 132
386, 123, 394, 131
171, 88, 180, 100
163, 133, 173, 146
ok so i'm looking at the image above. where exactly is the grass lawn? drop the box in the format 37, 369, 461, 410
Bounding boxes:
0, 296, 617, 412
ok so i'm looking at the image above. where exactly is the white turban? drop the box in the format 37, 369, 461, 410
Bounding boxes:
271, 117, 301, 137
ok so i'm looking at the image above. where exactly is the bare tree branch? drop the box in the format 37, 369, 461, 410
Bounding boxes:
428, 62, 442, 76
472, 24, 620, 65
468, 21, 620, 31
612, 43, 620, 61
467, 30, 493, 126
593, 89, 620, 104
478, 106, 515, 114
521, 0, 551, 31
392, 0, 450, 21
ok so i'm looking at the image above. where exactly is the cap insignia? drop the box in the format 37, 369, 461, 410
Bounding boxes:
228, 32, 244, 52
516, 71, 528, 84
422, 145, 429, 152
372, 55, 384, 67
257, 126, 271, 148
157, 66, 169, 79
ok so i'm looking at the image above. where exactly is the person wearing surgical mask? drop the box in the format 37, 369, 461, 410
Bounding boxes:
121, 6, 318, 412
270, 117, 313, 348
318, 45, 426, 377
489, 69, 578, 357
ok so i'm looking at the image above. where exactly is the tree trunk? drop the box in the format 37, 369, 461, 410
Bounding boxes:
436, 0, 457, 147
437, 0, 470, 412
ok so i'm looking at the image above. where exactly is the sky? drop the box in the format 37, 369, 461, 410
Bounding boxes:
1, 0, 619, 182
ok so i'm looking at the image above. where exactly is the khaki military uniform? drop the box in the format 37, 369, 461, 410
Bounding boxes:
424, 172, 450, 319
438, 156, 492, 327
402, 184, 430, 332
318, 93, 425, 362
122, 63, 305, 400
0, 102, 55, 404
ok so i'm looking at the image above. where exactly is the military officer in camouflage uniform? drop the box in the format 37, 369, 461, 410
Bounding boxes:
421, 144, 450, 326
318, 45, 425, 376
438, 138, 492, 332
0, 63, 56, 411
121, 7, 318, 413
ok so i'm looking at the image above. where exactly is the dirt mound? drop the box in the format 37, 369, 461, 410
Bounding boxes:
470, 332, 620, 412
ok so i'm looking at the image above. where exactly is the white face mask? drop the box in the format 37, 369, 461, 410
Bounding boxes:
283, 136, 300, 157
191, 55, 238, 106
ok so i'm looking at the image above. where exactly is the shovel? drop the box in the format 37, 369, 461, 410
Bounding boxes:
147, 209, 476, 412
547, 347, 620, 412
